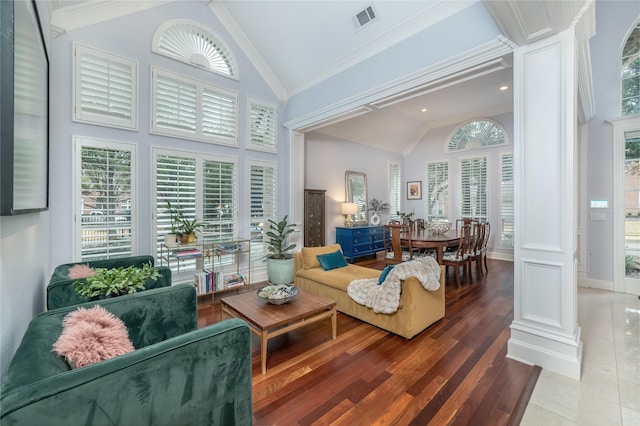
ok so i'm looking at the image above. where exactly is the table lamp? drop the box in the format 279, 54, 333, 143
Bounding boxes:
341, 203, 358, 227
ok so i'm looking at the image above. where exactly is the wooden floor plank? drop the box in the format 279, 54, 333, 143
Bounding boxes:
197, 258, 535, 425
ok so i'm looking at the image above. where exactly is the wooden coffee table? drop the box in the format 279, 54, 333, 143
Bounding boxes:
220, 289, 337, 374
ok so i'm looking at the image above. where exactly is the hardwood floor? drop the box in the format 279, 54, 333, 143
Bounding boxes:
198, 258, 539, 425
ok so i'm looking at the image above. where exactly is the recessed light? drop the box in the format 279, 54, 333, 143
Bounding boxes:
499, 85, 509, 91
421, 108, 428, 112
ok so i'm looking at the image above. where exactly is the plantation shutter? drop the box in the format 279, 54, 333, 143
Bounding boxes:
249, 161, 277, 260
202, 159, 236, 240
155, 154, 197, 267
202, 87, 237, 141
248, 98, 277, 152
500, 154, 514, 247
151, 68, 238, 146
388, 161, 401, 221
78, 142, 134, 261
74, 44, 137, 129
153, 71, 197, 134
426, 161, 449, 221
460, 157, 487, 221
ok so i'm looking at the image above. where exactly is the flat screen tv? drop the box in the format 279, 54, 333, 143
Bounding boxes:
0, 0, 49, 215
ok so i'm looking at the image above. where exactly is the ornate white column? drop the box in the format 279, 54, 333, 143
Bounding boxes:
507, 29, 583, 380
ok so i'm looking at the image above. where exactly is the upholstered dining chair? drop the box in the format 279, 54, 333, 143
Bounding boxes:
383, 224, 419, 265
442, 224, 472, 288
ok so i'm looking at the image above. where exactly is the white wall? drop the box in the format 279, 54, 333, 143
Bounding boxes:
305, 133, 403, 244
586, 1, 640, 283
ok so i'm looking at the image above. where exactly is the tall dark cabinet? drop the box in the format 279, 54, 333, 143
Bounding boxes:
304, 189, 326, 247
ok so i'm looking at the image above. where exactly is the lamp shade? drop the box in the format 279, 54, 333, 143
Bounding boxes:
341, 203, 358, 215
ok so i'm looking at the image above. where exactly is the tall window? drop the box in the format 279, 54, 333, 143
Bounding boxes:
151, 67, 238, 146
500, 153, 514, 247
448, 119, 506, 152
248, 160, 277, 260
73, 43, 137, 130
153, 149, 237, 278
460, 156, 487, 221
74, 137, 135, 261
622, 22, 640, 116
426, 161, 448, 221
388, 161, 401, 221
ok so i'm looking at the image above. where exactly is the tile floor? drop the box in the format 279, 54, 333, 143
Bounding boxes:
521, 288, 640, 425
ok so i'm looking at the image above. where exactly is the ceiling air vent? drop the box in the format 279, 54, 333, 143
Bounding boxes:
352, 5, 377, 31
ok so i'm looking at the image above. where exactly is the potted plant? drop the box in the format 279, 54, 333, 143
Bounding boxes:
264, 215, 297, 285
369, 198, 389, 225
178, 216, 207, 243
73, 262, 161, 299
164, 201, 182, 247
397, 211, 415, 227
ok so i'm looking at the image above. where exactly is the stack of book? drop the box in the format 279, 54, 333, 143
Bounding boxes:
193, 269, 221, 294
171, 248, 202, 259
223, 273, 245, 289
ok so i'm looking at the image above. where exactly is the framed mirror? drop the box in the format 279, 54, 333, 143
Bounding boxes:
345, 171, 368, 225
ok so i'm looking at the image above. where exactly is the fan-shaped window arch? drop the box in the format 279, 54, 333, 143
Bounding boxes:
447, 119, 506, 152
622, 21, 640, 116
152, 19, 238, 80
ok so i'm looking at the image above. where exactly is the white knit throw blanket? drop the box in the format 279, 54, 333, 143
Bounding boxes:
347, 257, 441, 314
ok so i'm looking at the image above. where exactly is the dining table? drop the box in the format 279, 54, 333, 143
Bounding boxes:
401, 229, 461, 264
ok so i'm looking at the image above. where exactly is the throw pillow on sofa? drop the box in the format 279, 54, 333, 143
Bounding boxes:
53, 305, 134, 368
378, 265, 395, 285
317, 249, 348, 271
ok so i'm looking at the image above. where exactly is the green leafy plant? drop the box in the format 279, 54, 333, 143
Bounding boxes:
625, 254, 640, 274
165, 201, 182, 233
73, 262, 161, 298
396, 211, 415, 225
265, 215, 297, 259
369, 198, 389, 212
178, 217, 207, 235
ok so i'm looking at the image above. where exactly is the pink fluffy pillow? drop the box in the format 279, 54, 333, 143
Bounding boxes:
68, 264, 96, 279
53, 305, 134, 368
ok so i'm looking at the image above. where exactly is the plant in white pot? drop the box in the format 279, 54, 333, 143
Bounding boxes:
164, 201, 181, 247
264, 215, 297, 285
369, 198, 389, 225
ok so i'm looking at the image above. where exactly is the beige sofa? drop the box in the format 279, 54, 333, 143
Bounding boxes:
294, 245, 445, 339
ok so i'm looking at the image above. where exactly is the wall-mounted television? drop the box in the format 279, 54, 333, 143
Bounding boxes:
0, 0, 49, 215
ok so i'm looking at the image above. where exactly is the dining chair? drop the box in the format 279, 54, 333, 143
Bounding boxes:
383, 224, 417, 265
480, 222, 490, 274
468, 221, 486, 278
442, 224, 472, 288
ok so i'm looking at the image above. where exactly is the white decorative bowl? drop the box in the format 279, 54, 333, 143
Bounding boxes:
257, 284, 299, 305
427, 221, 452, 234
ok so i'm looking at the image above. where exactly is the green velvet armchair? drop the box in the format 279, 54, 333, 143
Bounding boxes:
47, 255, 172, 310
1, 284, 253, 426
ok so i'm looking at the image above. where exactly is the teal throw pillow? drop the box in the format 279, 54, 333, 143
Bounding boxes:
316, 250, 348, 271
378, 265, 395, 285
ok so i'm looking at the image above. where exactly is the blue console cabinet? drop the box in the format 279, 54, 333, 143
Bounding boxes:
336, 226, 386, 263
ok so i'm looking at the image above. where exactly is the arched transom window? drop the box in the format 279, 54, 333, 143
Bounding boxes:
622, 22, 640, 116
447, 119, 506, 152
152, 19, 238, 79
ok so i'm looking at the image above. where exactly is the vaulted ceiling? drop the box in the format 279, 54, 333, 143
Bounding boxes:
48, 0, 592, 153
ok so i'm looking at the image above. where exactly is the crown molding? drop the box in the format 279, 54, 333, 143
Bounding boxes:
50, 0, 171, 33
208, 1, 287, 102
284, 37, 513, 132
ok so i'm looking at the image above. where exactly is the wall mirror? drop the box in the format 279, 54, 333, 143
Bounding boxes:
345, 171, 368, 225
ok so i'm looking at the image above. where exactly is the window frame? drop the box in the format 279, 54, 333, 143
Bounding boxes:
247, 159, 277, 262
499, 152, 514, 247
459, 154, 488, 222
72, 136, 137, 261
447, 118, 507, 152
246, 96, 278, 153
425, 160, 449, 221
150, 67, 238, 146
72, 43, 138, 130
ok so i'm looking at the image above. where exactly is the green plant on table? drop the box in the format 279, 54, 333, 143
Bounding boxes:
73, 262, 161, 298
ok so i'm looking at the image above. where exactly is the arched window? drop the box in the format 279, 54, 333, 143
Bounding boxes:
447, 119, 506, 152
622, 22, 640, 116
152, 19, 238, 79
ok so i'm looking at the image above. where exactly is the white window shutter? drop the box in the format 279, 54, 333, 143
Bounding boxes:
249, 161, 277, 260
247, 97, 277, 152
388, 162, 401, 221
426, 161, 449, 221
460, 157, 487, 221
74, 44, 137, 130
500, 153, 514, 247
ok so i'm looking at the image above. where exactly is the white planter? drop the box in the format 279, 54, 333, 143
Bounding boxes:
370, 211, 381, 225
164, 233, 179, 248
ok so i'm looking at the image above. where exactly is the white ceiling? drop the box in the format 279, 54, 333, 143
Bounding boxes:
48, 0, 590, 153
